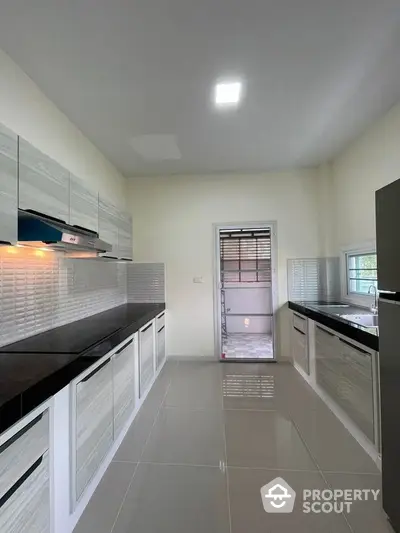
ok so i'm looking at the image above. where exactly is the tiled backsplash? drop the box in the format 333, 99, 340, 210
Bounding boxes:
127, 263, 165, 303
287, 257, 341, 302
0, 247, 127, 347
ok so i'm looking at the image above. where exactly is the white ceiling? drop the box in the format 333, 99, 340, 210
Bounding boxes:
0, 0, 399, 177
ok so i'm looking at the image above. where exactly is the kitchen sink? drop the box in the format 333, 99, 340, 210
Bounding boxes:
341, 314, 379, 328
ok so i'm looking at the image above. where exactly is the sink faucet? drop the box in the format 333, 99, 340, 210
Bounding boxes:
368, 285, 378, 313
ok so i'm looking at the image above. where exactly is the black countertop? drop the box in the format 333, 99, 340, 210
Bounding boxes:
288, 301, 379, 352
0, 303, 165, 434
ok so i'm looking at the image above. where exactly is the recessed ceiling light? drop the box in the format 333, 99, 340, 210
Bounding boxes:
214, 80, 243, 107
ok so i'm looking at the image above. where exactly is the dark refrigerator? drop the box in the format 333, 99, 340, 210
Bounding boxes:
376, 178, 400, 532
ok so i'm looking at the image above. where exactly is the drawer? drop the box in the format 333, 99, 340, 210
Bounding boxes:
157, 312, 165, 331
75, 359, 113, 500
293, 313, 306, 334
0, 451, 50, 533
157, 325, 166, 369
113, 339, 135, 438
0, 410, 49, 501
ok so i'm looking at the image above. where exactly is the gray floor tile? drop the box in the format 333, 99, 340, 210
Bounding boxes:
142, 408, 226, 466
228, 467, 351, 533
224, 409, 318, 470
325, 472, 393, 533
164, 362, 223, 409
113, 406, 157, 463
292, 405, 379, 474
73, 461, 136, 533
112, 463, 230, 533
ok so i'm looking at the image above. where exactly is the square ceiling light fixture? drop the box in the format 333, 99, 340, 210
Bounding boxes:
214, 80, 243, 108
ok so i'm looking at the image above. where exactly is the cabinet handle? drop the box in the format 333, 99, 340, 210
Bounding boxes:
340, 338, 370, 356
81, 359, 111, 382
115, 339, 133, 356
293, 326, 305, 336
316, 325, 335, 337
102, 256, 118, 260
0, 456, 43, 509
293, 313, 306, 321
158, 325, 165, 334
0, 414, 43, 455
0, 240, 12, 246
158, 313, 165, 320
141, 323, 152, 333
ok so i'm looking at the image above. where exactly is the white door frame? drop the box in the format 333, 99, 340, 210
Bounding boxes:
212, 221, 278, 362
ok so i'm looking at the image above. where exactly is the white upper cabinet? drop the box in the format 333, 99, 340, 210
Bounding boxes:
0, 124, 18, 244
98, 198, 119, 257
70, 174, 99, 234
18, 138, 70, 222
117, 212, 133, 260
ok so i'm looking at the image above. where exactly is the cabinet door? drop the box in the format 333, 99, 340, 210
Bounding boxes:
292, 319, 309, 374
98, 198, 119, 257
19, 138, 70, 222
337, 338, 374, 442
0, 411, 49, 502
0, 451, 50, 533
70, 173, 99, 233
0, 124, 17, 244
113, 339, 135, 438
315, 325, 341, 399
75, 358, 113, 501
117, 212, 133, 260
139, 322, 155, 397
157, 325, 166, 369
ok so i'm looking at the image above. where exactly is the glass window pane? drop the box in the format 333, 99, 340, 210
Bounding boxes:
347, 252, 377, 295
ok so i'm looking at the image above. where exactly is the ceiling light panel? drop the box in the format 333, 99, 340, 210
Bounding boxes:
214, 81, 243, 107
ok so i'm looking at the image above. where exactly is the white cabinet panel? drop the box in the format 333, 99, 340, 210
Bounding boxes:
291, 313, 309, 374
338, 338, 374, 442
0, 451, 50, 533
0, 411, 49, 501
113, 338, 135, 438
75, 358, 113, 501
70, 173, 99, 233
19, 138, 70, 222
157, 325, 166, 369
117, 212, 133, 260
0, 124, 17, 244
98, 198, 119, 257
139, 322, 155, 397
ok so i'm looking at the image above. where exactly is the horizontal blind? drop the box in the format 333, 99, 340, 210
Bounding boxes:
220, 229, 272, 283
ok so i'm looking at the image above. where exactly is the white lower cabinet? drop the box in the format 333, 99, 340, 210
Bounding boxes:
291, 312, 309, 374
315, 324, 375, 444
74, 358, 113, 502
0, 409, 50, 533
139, 321, 155, 397
156, 312, 166, 370
113, 338, 135, 439
0, 451, 50, 533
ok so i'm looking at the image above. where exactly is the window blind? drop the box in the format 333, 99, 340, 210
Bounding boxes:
220, 229, 272, 283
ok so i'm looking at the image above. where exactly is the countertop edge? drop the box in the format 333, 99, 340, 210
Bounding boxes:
288, 301, 379, 352
0, 303, 165, 434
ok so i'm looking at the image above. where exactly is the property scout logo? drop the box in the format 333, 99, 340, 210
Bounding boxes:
261, 477, 380, 514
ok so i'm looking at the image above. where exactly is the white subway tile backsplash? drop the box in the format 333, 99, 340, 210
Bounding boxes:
0, 249, 127, 347
127, 262, 165, 303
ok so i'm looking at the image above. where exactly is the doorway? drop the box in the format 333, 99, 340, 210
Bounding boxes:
213, 222, 277, 361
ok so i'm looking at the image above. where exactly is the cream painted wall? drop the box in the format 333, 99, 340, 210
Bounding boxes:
128, 171, 320, 359
330, 101, 400, 253
0, 48, 126, 208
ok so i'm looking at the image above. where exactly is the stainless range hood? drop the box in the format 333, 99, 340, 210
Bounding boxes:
17, 210, 112, 254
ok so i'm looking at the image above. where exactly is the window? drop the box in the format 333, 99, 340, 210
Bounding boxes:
347, 252, 377, 296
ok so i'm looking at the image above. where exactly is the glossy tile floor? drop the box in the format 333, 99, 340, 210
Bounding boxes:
74, 361, 392, 533
223, 333, 274, 359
